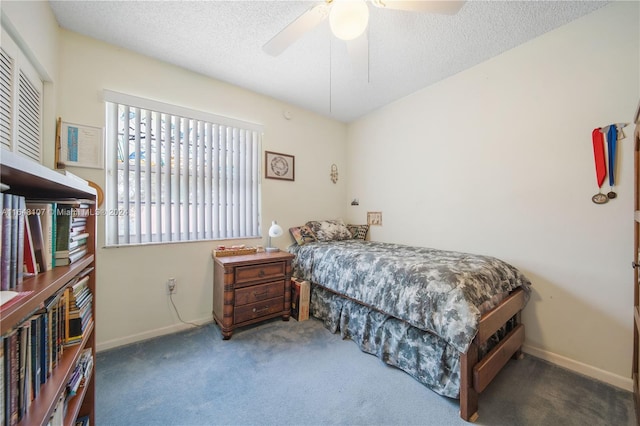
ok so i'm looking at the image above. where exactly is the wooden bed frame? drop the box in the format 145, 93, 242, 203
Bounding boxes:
460, 287, 527, 422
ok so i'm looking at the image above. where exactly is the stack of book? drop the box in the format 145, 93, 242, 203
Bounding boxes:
55, 202, 91, 267
66, 348, 93, 399
63, 273, 93, 346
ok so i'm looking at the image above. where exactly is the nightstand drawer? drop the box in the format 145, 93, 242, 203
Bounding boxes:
236, 261, 285, 284
234, 296, 285, 323
235, 280, 285, 306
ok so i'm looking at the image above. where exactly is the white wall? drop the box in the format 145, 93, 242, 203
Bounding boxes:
347, 1, 639, 389
55, 31, 347, 350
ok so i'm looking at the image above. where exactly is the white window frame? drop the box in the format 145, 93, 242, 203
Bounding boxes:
104, 90, 263, 247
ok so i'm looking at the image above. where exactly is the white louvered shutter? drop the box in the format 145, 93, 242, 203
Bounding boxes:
0, 47, 14, 151
16, 69, 41, 162
0, 29, 43, 163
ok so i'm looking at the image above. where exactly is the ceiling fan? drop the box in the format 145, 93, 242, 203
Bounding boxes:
262, 0, 466, 57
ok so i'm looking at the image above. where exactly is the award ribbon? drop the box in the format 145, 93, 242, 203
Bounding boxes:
606, 124, 618, 199
592, 128, 607, 204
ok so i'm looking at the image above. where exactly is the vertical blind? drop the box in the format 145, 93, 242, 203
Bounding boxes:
104, 90, 262, 246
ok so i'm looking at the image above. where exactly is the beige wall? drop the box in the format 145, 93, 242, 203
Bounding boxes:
346, 1, 639, 389
55, 30, 348, 350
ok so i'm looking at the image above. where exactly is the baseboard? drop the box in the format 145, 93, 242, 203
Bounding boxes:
96, 316, 214, 352
522, 344, 633, 392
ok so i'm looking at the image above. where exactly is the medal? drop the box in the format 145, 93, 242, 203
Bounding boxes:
592, 192, 608, 204
592, 128, 608, 204
606, 125, 618, 199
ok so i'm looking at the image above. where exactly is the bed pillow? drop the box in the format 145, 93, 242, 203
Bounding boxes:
347, 224, 369, 240
306, 219, 353, 241
289, 225, 317, 246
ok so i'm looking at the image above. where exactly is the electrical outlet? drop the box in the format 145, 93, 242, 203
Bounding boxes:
167, 278, 177, 295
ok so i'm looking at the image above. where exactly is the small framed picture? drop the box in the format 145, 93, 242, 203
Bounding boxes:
265, 151, 295, 181
367, 211, 382, 226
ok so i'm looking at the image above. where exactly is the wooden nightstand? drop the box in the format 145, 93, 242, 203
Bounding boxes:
212, 251, 295, 339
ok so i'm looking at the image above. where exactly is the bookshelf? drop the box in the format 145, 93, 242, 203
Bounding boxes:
1, 150, 96, 426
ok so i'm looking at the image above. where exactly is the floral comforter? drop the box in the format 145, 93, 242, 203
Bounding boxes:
290, 240, 531, 353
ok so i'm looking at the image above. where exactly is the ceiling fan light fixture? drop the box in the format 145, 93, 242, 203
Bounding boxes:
329, 0, 369, 41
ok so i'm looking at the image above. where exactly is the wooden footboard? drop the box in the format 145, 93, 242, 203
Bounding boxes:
459, 288, 527, 422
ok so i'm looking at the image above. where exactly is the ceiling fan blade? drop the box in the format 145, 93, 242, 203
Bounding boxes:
263, 4, 331, 56
375, 0, 465, 15
346, 31, 369, 80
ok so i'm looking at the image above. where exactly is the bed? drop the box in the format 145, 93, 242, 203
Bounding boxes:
288, 221, 532, 422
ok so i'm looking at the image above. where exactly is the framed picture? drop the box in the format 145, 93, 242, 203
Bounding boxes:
56, 118, 104, 169
367, 211, 382, 226
265, 151, 295, 181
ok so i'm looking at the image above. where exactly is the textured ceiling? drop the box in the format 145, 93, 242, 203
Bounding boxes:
49, 0, 607, 123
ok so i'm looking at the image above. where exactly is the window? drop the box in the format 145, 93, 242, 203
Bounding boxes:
0, 29, 43, 163
104, 90, 262, 246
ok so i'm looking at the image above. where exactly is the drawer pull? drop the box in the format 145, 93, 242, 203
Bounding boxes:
253, 290, 269, 299
258, 269, 265, 278
253, 306, 270, 314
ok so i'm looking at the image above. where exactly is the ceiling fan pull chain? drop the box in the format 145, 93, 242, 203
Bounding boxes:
367, 24, 371, 84
329, 35, 333, 114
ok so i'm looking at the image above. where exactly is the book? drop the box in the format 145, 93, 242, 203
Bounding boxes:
15, 197, 25, 286
6, 329, 18, 426
68, 223, 86, 238
22, 215, 37, 275
75, 415, 90, 426
9, 195, 18, 289
29, 315, 41, 401
26, 203, 54, 271
0, 291, 33, 310
17, 322, 29, 420
54, 205, 73, 259
41, 293, 62, 375
1, 194, 11, 290
64, 277, 93, 346
68, 237, 87, 251
0, 193, 2, 291
0, 336, 4, 426
50, 203, 57, 268
55, 248, 87, 266
290, 279, 310, 321
0, 291, 19, 306
26, 214, 45, 273
39, 312, 47, 385
47, 392, 65, 426
69, 232, 90, 243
